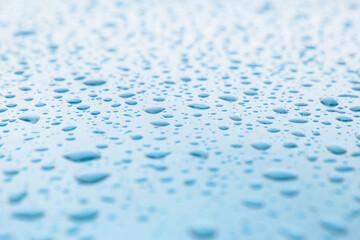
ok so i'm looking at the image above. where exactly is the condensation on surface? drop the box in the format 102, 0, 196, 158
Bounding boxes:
0, 0, 360, 239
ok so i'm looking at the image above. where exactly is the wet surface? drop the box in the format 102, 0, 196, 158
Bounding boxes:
0, 0, 360, 239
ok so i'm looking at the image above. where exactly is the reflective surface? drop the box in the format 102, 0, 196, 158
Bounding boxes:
0, 0, 360, 239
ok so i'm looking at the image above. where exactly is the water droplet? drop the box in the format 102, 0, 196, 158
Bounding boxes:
63, 151, 101, 162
